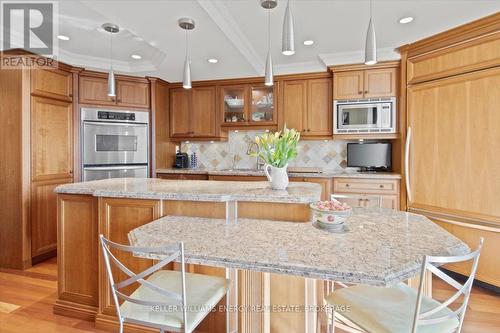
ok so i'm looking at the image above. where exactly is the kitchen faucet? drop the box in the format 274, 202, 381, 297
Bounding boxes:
247, 142, 265, 170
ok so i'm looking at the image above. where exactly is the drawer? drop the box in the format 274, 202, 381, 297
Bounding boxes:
157, 173, 208, 180
333, 178, 399, 195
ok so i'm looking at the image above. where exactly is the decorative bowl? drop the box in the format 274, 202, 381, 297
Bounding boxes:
225, 98, 244, 108
310, 200, 352, 224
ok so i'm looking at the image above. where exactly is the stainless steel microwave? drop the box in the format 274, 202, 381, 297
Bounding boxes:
333, 98, 396, 134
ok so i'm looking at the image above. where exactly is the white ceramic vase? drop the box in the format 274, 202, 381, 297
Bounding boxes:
264, 164, 289, 190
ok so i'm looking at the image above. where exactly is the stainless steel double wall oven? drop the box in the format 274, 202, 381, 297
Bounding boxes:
81, 108, 149, 181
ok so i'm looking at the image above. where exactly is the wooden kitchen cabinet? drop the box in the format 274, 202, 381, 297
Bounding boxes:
31, 68, 73, 101
332, 71, 364, 99
79, 73, 150, 109
169, 86, 219, 140
115, 80, 150, 108
31, 96, 74, 181
332, 66, 397, 100
280, 76, 332, 139
31, 178, 73, 259
333, 177, 400, 210
157, 173, 209, 180
220, 83, 277, 127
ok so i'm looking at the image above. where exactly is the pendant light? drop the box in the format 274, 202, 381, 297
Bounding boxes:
281, 0, 295, 56
364, 0, 377, 65
261, 0, 277, 86
102, 23, 119, 96
178, 18, 195, 89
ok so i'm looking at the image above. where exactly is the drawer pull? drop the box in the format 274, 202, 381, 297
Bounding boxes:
379, 185, 384, 188
345, 184, 350, 187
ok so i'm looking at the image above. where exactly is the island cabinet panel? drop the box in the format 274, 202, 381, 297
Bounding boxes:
31, 67, 73, 101
55, 194, 99, 320
97, 198, 161, 318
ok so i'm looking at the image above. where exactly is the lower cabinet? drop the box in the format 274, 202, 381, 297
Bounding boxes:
157, 173, 209, 180
31, 178, 73, 261
333, 177, 400, 210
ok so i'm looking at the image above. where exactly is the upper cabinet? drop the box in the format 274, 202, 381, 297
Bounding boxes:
280, 76, 332, 139
170, 86, 220, 140
31, 68, 73, 101
221, 83, 277, 127
79, 73, 150, 109
333, 67, 397, 100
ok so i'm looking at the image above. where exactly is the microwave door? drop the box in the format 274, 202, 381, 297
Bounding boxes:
83, 121, 148, 165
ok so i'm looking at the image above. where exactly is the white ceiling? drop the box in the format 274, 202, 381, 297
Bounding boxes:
19, 1, 500, 81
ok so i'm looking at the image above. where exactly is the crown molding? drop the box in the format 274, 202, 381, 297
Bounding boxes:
319, 47, 400, 67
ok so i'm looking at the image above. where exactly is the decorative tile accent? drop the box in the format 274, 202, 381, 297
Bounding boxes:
181, 130, 352, 171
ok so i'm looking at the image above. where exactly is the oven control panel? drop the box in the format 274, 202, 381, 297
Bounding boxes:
98, 111, 135, 121
97, 111, 135, 120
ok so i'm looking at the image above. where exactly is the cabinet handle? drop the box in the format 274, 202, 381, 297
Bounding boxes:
379, 184, 384, 188
364, 90, 368, 94
308, 129, 311, 132
69, 93, 73, 97
117, 99, 121, 102
345, 184, 350, 187
358, 91, 363, 94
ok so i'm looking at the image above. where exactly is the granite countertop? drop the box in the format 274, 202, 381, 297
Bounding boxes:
54, 178, 321, 203
128, 208, 469, 286
156, 168, 402, 180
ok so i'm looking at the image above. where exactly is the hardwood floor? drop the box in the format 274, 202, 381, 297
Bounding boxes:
0, 258, 499, 333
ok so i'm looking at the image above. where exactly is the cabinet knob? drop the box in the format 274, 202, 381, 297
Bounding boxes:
379, 184, 384, 188
364, 90, 368, 94
345, 184, 350, 187
358, 91, 363, 94
308, 129, 311, 132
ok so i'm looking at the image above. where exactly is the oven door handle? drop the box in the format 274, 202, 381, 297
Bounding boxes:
83, 121, 148, 127
84, 166, 147, 171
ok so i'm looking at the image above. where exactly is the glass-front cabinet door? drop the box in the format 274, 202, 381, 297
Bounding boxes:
221, 85, 247, 125
250, 85, 275, 124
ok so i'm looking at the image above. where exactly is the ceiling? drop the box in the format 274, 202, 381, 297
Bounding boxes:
13, 1, 500, 82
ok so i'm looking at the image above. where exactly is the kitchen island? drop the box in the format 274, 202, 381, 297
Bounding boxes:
54, 178, 467, 333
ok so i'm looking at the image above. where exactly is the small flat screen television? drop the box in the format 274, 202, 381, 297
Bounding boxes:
347, 142, 392, 171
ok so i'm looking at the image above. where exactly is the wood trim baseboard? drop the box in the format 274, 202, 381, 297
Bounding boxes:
95, 313, 158, 333
53, 299, 98, 321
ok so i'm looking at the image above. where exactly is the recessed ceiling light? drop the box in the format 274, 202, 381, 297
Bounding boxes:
207, 58, 218, 63
303, 40, 314, 46
399, 16, 414, 24
130, 54, 142, 60
57, 35, 70, 41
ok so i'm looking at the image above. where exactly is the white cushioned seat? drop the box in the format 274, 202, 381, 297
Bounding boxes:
120, 270, 229, 332
325, 283, 459, 333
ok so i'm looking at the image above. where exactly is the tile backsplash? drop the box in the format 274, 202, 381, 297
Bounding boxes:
181, 131, 351, 171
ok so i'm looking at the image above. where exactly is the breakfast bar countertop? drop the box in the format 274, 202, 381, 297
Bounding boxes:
54, 177, 321, 203
128, 208, 469, 286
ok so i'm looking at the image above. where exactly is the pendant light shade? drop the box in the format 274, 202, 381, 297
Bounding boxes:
178, 18, 195, 90
265, 51, 273, 86
183, 55, 192, 89
281, 0, 295, 56
364, 0, 377, 65
107, 70, 116, 96
102, 23, 119, 96
261, 0, 276, 86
